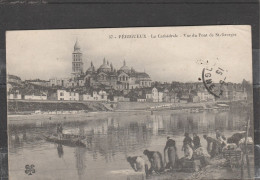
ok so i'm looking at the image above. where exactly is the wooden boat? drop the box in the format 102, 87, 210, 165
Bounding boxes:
44, 135, 86, 147
62, 133, 86, 139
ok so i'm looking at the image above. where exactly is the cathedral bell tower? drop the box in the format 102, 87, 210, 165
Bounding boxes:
72, 39, 84, 76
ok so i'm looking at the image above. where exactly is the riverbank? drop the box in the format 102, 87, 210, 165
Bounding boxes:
127, 156, 254, 180
116, 101, 212, 111
8, 100, 109, 114
8, 99, 248, 116
7, 110, 151, 124
115, 101, 248, 113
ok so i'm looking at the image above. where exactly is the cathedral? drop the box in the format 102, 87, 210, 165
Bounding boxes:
50, 40, 152, 90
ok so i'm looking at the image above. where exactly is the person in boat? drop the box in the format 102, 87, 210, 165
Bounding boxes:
127, 156, 151, 177
164, 137, 179, 171
143, 149, 164, 174
57, 123, 63, 140
182, 133, 193, 156
193, 133, 201, 150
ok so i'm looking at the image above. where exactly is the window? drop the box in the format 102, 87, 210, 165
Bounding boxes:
60, 92, 64, 96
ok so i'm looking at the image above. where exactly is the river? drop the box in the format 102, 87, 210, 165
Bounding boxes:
8, 108, 249, 180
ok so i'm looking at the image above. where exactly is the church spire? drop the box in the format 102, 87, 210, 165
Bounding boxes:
123, 60, 126, 66
103, 58, 106, 64
74, 38, 80, 51
72, 38, 83, 75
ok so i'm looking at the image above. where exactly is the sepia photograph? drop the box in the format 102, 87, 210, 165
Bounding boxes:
6, 25, 254, 180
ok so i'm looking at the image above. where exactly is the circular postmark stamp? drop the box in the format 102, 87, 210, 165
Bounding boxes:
199, 60, 228, 98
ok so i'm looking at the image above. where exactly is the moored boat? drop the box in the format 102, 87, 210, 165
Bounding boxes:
44, 135, 86, 147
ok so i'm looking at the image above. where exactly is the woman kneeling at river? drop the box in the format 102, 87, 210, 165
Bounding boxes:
143, 149, 164, 174
127, 156, 151, 176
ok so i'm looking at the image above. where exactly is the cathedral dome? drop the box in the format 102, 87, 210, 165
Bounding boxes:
120, 66, 130, 71
119, 60, 130, 72
99, 64, 110, 69
98, 58, 111, 72
86, 62, 95, 74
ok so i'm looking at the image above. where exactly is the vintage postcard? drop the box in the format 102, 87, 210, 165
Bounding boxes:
6, 25, 254, 180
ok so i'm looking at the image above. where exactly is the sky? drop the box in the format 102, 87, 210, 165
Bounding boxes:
6, 25, 252, 83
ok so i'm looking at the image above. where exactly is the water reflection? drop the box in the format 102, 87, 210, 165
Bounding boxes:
75, 147, 87, 180
57, 144, 64, 158
8, 110, 249, 180
9, 111, 248, 151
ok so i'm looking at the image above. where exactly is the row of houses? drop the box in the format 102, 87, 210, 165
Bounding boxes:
8, 89, 107, 101
8, 90, 47, 100
56, 90, 108, 101
8, 88, 130, 102
7, 86, 248, 104
140, 88, 215, 103
136, 87, 247, 103
7, 87, 168, 102
7, 74, 248, 103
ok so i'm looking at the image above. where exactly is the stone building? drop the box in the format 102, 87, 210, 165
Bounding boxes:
49, 40, 85, 87
81, 90, 108, 101
72, 39, 84, 76
146, 87, 163, 102
85, 59, 152, 90
57, 90, 79, 101
50, 40, 152, 90
7, 74, 22, 92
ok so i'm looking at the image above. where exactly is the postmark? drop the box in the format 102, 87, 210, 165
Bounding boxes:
200, 61, 228, 98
